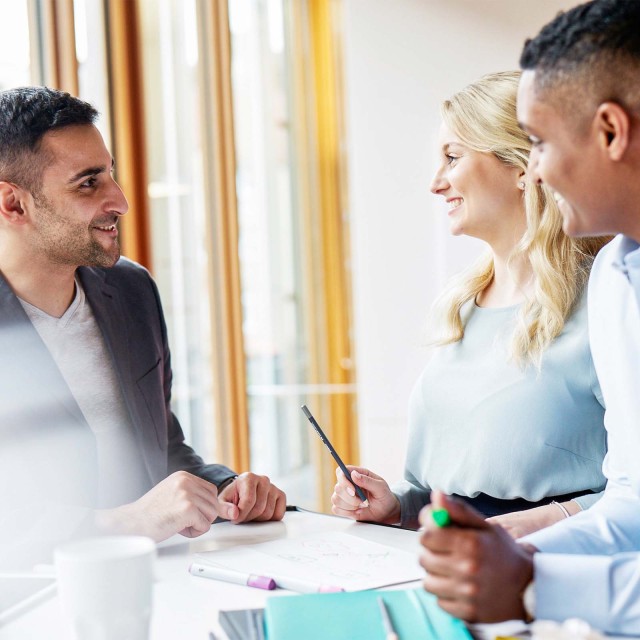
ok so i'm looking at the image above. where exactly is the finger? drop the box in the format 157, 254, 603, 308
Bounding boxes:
177, 475, 229, 513
170, 483, 224, 524
255, 486, 286, 522
272, 491, 286, 521
421, 491, 488, 530
336, 465, 367, 478
214, 494, 240, 521
253, 489, 286, 522
349, 466, 382, 480
334, 469, 358, 500
331, 504, 365, 520
349, 472, 383, 505
216, 481, 237, 504
243, 477, 271, 521
422, 577, 475, 622
250, 486, 278, 522
233, 476, 258, 521
169, 471, 215, 499
183, 503, 217, 535
422, 572, 474, 601
419, 547, 454, 577
179, 515, 213, 538
336, 477, 357, 498
331, 488, 361, 511
419, 525, 461, 554
432, 594, 476, 623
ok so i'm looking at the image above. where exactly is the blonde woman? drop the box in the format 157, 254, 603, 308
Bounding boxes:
331, 71, 608, 537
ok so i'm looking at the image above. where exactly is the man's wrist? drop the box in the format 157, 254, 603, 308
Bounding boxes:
94, 503, 138, 536
217, 475, 239, 493
94, 507, 125, 534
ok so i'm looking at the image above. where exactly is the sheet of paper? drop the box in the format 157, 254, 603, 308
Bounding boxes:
197, 531, 423, 591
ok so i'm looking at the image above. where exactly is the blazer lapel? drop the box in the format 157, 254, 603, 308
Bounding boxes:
0, 272, 87, 428
78, 267, 156, 484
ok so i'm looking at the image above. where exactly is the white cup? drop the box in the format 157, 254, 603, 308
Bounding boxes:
54, 536, 156, 640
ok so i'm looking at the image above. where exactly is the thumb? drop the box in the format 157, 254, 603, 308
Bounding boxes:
217, 497, 239, 521
430, 490, 488, 529
351, 469, 387, 497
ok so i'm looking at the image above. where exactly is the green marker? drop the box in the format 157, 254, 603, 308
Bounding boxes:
431, 508, 450, 527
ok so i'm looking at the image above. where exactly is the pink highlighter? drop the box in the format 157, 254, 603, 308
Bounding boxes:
189, 562, 344, 593
189, 562, 275, 590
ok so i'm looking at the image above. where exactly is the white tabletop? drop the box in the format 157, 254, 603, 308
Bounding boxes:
0, 509, 621, 640
1, 510, 426, 639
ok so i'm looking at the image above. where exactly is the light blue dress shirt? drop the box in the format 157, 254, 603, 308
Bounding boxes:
394, 293, 607, 526
523, 235, 640, 634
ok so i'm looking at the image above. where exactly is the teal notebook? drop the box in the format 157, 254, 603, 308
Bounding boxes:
264, 588, 472, 640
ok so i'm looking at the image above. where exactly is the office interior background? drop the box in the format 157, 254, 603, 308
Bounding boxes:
1, 0, 577, 512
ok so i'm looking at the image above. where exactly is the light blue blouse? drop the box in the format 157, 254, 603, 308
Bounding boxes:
394, 294, 607, 525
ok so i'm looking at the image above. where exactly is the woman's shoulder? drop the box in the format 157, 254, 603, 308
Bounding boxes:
553, 288, 590, 341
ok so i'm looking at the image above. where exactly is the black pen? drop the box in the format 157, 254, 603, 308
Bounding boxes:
301, 405, 369, 504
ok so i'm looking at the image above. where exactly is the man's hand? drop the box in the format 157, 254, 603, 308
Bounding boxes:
330, 466, 401, 525
419, 491, 536, 623
217, 472, 286, 523
95, 471, 239, 542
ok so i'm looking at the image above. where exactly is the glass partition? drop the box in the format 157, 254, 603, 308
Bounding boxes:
0, 0, 31, 89
138, 0, 218, 461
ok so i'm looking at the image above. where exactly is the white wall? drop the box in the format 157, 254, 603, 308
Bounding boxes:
343, 0, 578, 480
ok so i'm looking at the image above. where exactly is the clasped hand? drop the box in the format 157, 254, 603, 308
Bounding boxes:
96, 470, 286, 542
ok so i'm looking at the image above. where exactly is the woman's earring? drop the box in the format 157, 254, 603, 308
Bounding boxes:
518, 180, 526, 190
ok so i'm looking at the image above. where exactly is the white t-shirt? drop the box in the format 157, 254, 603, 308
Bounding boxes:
19, 280, 150, 508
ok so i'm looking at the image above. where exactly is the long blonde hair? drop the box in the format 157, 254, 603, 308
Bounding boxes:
430, 71, 607, 367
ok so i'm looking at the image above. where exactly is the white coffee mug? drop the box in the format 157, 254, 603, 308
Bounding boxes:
54, 535, 156, 640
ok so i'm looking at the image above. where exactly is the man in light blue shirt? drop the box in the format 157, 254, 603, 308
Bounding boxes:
418, 0, 640, 633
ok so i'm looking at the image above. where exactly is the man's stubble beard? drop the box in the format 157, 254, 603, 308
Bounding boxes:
32, 192, 120, 268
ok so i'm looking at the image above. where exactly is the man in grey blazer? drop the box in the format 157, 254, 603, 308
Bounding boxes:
0, 86, 285, 556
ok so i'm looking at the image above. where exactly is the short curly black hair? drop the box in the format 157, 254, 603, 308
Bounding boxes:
520, 0, 640, 115
0, 86, 98, 195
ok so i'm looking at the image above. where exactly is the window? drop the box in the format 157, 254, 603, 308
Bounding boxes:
2, 0, 358, 512
138, 0, 219, 460
0, 0, 31, 89
230, 0, 357, 508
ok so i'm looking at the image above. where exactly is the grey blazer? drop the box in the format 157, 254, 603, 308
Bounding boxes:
0, 257, 236, 511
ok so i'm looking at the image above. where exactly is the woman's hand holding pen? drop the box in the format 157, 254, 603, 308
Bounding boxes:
330, 466, 401, 525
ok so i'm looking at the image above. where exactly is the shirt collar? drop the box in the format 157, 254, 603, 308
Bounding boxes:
611, 235, 640, 275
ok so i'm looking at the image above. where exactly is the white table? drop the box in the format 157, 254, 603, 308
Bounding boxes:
0, 509, 615, 640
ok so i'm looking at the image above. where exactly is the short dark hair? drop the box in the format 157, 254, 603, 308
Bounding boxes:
0, 86, 98, 194
520, 0, 640, 116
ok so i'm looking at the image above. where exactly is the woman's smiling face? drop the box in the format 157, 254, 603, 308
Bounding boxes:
430, 122, 525, 249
